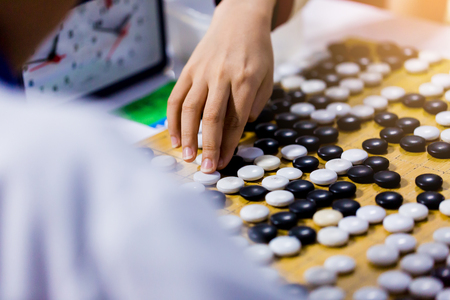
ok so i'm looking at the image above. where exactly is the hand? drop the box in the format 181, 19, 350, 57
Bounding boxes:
167, 0, 275, 173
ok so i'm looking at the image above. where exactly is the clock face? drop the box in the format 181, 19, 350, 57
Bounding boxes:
22, 0, 164, 101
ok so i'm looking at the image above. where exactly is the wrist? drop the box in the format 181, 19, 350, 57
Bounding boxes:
216, 0, 276, 23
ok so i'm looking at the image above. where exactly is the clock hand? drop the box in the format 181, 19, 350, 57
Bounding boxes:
29, 54, 67, 73
24, 57, 51, 66
47, 34, 60, 60
92, 24, 119, 35
115, 13, 132, 33
106, 23, 130, 59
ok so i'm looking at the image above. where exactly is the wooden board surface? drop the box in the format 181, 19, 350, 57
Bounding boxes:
140, 39, 450, 299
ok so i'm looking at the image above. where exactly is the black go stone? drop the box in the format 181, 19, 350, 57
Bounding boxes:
417, 191, 445, 210
275, 113, 301, 129
374, 170, 401, 188
304, 68, 321, 80
289, 226, 317, 245
428, 142, 450, 159
239, 185, 268, 201
307, 190, 335, 208
355, 57, 372, 71
381, 55, 403, 70
337, 115, 361, 131
246, 107, 275, 129
289, 199, 317, 219
293, 156, 319, 173
288, 90, 306, 103
274, 129, 298, 145
376, 42, 401, 57
271, 86, 286, 99
415, 173, 443, 191
314, 126, 339, 143
270, 212, 298, 230
308, 95, 331, 109
431, 266, 450, 287
247, 224, 278, 244
400, 135, 426, 153
293, 121, 319, 136
220, 155, 245, 176
402, 46, 418, 60
362, 138, 388, 154
318, 60, 336, 73
254, 138, 279, 155
374, 112, 399, 127
286, 180, 315, 198
317, 145, 343, 161
349, 44, 371, 58
270, 99, 291, 114
320, 73, 341, 87
332, 54, 349, 64
376, 191, 403, 209
329, 181, 357, 198
347, 165, 374, 184
295, 135, 321, 152
364, 156, 390, 172
402, 93, 426, 108
332, 199, 361, 217
255, 123, 278, 139
203, 190, 227, 209
380, 127, 405, 143
396, 117, 420, 134
424, 99, 448, 115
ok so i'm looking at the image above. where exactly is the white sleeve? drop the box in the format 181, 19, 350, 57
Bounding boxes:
0, 92, 294, 300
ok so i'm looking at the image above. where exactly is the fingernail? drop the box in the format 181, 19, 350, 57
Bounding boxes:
171, 136, 179, 148
201, 158, 213, 172
218, 158, 224, 169
183, 147, 194, 160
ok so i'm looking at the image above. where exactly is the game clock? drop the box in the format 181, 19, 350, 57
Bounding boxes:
22, 0, 167, 101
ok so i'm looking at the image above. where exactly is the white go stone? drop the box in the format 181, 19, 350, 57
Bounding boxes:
325, 158, 353, 175
180, 182, 206, 194
419, 82, 444, 97
269, 236, 301, 257
409, 277, 444, 299
404, 58, 430, 74
195, 153, 203, 165
310, 109, 336, 125
276, 63, 302, 78
437, 288, 450, 300
313, 209, 343, 227
281, 144, 307, 160
432, 73, 450, 90
436, 111, 450, 126
216, 177, 245, 194
254, 155, 281, 171
359, 71, 383, 87
414, 125, 440, 141
304, 266, 337, 286
281, 75, 305, 90
151, 155, 177, 172
230, 236, 249, 248
385, 233, 417, 253
377, 270, 412, 294
440, 200, 450, 216
301, 79, 327, 95
326, 102, 352, 117
381, 86, 406, 101
317, 227, 349, 247
341, 149, 368, 165
236, 147, 264, 163
398, 202, 429, 221
324, 255, 356, 274
290, 102, 316, 117
244, 244, 274, 265
261, 175, 289, 191
446, 90, 450, 102
309, 169, 338, 185
240, 204, 270, 223
419, 50, 443, 64
340, 78, 364, 95
434, 227, 450, 245
336, 62, 360, 77
338, 216, 369, 235
198, 120, 202, 133
350, 105, 375, 120
265, 190, 295, 207
309, 286, 345, 300
356, 205, 386, 224
325, 86, 350, 102
193, 171, 221, 186
258, 267, 282, 284
441, 129, 450, 143
353, 286, 388, 300
197, 133, 203, 148
366, 244, 399, 266
363, 95, 388, 111
276, 167, 302, 180
383, 213, 414, 233
367, 62, 391, 77
417, 242, 449, 262
238, 165, 265, 181
217, 215, 243, 235
400, 253, 435, 276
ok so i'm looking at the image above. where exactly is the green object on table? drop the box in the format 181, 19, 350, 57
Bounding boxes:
114, 81, 176, 127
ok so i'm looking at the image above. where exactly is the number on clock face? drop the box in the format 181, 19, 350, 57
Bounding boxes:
23, 0, 162, 101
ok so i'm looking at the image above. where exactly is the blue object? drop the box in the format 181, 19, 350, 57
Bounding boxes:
0, 50, 19, 87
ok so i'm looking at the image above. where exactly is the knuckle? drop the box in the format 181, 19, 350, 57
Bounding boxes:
182, 101, 198, 114
224, 114, 243, 130
203, 111, 222, 125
